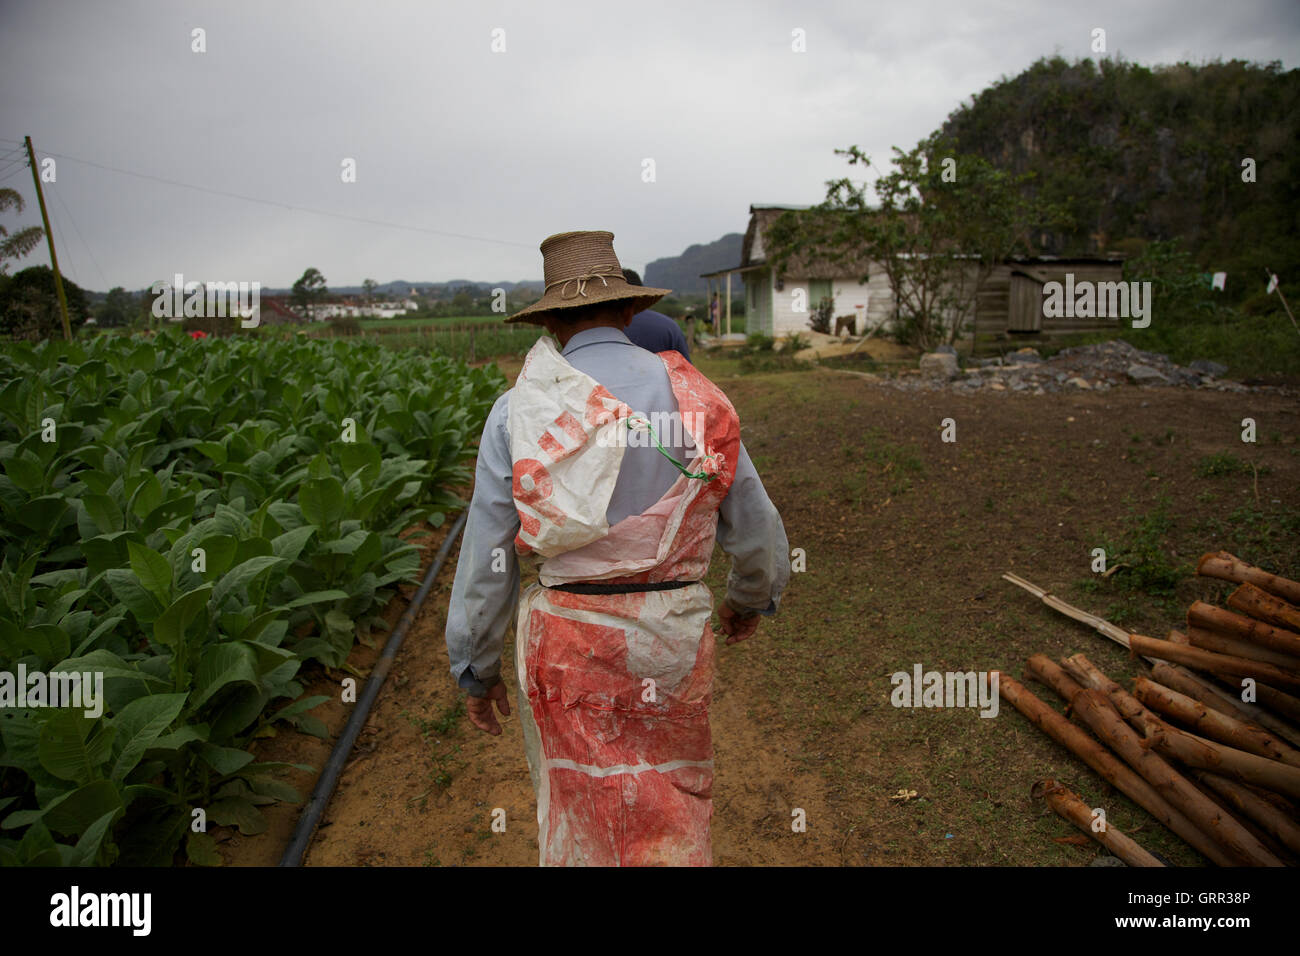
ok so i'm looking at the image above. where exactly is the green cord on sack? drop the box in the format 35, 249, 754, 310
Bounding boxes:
625, 415, 719, 481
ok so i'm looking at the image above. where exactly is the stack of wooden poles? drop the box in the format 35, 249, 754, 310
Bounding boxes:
1000, 551, 1300, 867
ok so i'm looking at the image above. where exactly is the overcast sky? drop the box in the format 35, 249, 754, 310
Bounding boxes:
1, 0, 1297, 292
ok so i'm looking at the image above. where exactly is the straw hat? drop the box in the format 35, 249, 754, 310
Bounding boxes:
508, 231, 672, 324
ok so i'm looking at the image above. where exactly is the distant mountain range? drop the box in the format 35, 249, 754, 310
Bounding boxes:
255, 236, 746, 299
259, 279, 543, 297
644, 234, 744, 296
91, 237, 746, 299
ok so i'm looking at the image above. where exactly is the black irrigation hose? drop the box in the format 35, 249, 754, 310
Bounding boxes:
280, 509, 469, 867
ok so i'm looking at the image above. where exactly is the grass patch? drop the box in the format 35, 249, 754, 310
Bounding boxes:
1079, 494, 1188, 599
1196, 452, 1270, 478
402, 699, 468, 802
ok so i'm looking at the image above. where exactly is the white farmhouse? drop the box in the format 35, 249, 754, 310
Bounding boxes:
702, 204, 893, 339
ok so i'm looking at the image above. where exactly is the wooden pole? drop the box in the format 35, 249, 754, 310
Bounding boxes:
1132, 677, 1300, 766
24, 136, 72, 341
1240, 679, 1300, 726
1031, 779, 1164, 867
1145, 722, 1300, 799
1000, 668, 1237, 866
1068, 687, 1284, 865
1264, 267, 1300, 337
1127, 634, 1300, 693
1186, 625, 1300, 674
1197, 551, 1300, 605
1188, 600, 1300, 658
1051, 654, 1288, 865
1159, 660, 1300, 749
1153, 661, 1300, 751
1196, 772, 1300, 857
1063, 654, 1300, 796
725, 271, 732, 336
1228, 583, 1300, 633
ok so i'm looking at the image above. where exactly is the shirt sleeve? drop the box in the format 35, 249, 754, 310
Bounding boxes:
444, 392, 520, 696
714, 439, 790, 616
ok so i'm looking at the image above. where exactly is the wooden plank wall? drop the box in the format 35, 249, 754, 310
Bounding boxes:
975, 262, 1126, 340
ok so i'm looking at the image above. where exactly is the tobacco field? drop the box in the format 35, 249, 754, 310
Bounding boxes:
0, 331, 504, 865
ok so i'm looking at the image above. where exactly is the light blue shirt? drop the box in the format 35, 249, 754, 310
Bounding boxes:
444, 326, 789, 696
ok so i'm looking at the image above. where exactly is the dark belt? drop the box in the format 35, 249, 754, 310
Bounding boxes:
545, 579, 699, 595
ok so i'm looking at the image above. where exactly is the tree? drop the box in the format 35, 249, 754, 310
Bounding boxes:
0, 188, 44, 277
766, 135, 1062, 349
0, 265, 89, 340
291, 267, 328, 321
96, 286, 134, 328
362, 277, 378, 306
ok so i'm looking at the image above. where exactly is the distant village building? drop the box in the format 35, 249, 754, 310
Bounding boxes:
704, 204, 1127, 346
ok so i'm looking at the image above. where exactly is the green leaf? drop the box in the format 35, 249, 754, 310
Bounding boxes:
282, 589, 350, 609
307, 453, 333, 480
109, 693, 188, 782
200, 744, 256, 776
271, 526, 316, 562
208, 794, 267, 835
69, 809, 120, 866
194, 441, 227, 466
15, 494, 68, 536
197, 534, 238, 578
130, 471, 163, 520
3, 454, 44, 494
269, 695, 330, 723
192, 642, 261, 709
212, 555, 287, 608
83, 494, 123, 534
299, 475, 344, 531
59, 651, 166, 686
150, 723, 208, 751
186, 829, 222, 866
38, 712, 114, 785
104, 568, 164, 624
43, 780, 123, 838
152, 584, 212, 648
127, 540, 172, 604
246, 775, 302, 803
12, 623, 70, 663
338, 441, 381, 482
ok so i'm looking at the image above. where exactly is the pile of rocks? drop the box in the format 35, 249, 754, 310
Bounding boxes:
904, 340, 1255, 394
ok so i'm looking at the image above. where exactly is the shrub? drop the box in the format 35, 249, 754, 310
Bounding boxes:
329, 316, 362, 337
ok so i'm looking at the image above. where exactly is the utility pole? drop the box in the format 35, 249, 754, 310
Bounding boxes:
24, 136, 72, 341
1265, 268, 1299, 337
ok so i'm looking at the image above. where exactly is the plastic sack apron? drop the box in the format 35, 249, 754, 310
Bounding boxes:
507, 336, 740, 866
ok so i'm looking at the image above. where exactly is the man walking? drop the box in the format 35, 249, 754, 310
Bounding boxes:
444, 230, 789, 866
620, 268, 692, 363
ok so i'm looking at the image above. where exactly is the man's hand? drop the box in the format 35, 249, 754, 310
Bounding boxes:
466, 681, 511, 735
717, 600, 760, 645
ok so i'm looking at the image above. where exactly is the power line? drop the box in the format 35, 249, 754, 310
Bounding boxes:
35, 146, 535, 249
0, 165, 30, 187
51, 183, 108, 291
46, 189, 76, 284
